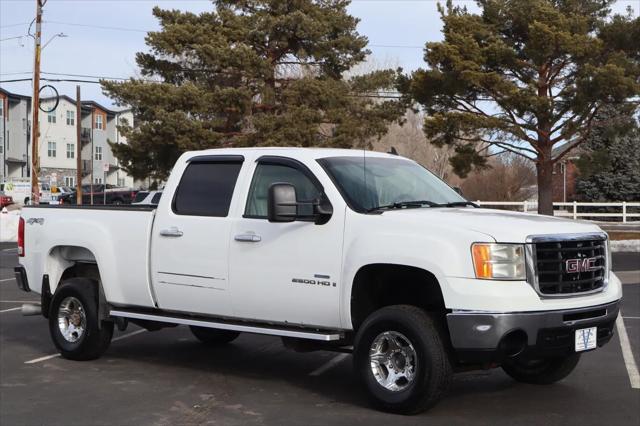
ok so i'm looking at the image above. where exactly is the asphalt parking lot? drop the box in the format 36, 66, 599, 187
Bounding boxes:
1, 242, 639, 426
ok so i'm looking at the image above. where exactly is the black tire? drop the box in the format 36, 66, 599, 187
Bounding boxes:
48, 278, 113, 361
189, 326, 240, 345
502, 353, 581, 384
353, 305, 452, 414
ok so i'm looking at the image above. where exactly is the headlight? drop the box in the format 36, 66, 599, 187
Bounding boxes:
472, 243, 526, 280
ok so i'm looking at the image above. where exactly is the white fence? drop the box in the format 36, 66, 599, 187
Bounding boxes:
475, 201, 640, 223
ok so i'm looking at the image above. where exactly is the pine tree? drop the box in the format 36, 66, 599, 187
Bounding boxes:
399, 0, 640, 214
575, 105, 640, 201
103, 0, 406, 180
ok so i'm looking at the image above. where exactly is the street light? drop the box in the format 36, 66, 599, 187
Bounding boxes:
42, 32, 67, 50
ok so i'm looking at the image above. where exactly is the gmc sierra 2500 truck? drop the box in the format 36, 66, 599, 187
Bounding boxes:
15, 148, 622, 414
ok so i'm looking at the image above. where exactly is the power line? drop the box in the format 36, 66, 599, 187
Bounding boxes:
44, 20, 148, 33
0, 35, 25, 42
0, 22, 32, 29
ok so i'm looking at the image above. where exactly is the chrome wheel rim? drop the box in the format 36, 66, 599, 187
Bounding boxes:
369, 331, 417, 392
57, 296, 86, 343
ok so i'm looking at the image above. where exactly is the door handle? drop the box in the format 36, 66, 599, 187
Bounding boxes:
160, 227, 183, 237
234, 234, 261, 242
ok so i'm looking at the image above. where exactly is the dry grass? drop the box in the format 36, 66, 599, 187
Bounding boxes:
608, 231, 640, 241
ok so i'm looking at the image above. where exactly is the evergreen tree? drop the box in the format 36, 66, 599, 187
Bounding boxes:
575, 105, 640, 201
103, 0, 406, 181
399, 0, 640, 214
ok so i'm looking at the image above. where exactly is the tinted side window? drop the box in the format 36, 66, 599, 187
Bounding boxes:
133, 191, 149, 203
245, 163, 320, 217
173, 162, 242, 217
151, 192, 162, 204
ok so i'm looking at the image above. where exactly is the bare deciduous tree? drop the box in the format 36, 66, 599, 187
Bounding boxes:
460, 153, 536, 202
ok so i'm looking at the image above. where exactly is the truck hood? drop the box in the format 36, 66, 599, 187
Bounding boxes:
386, 207, 605, 242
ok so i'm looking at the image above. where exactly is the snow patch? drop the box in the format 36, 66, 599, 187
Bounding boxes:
610, 239, 640, 253
0, 208, 20, 243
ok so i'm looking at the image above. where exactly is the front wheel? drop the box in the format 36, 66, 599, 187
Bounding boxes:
49, 279, 113, 361
502, 353, 581, 384
353, 305, 452, 414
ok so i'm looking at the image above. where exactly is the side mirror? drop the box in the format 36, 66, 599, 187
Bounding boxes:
268, 183, 297, 223
267, 182, 334, 224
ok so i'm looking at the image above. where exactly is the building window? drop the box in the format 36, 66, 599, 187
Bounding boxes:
117, 177, 125, 187
64, 176, 75, 187
0, 101, 3, 117
94, 177, 103, 184
66, 111, 74, 126
66, 143, 74, 159
95, 114, 103, 130
48, 141, 56, 157
95, 146, 103, 160
47, 110, 56, 123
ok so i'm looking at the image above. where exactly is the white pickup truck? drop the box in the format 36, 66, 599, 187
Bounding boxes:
15, 148, 622, 414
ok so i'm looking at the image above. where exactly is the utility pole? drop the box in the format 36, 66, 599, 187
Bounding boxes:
30, 0, 44, 205
90, 108, 94, 205
75, 85, 83, 205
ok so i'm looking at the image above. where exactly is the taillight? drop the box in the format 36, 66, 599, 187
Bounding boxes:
18, 217, 25, 257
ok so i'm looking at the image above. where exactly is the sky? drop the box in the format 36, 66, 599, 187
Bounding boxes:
1, 0, 637, 108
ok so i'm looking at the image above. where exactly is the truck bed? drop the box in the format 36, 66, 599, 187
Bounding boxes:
20, 205, 157, 308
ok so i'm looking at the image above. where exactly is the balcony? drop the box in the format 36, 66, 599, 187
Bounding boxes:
81, 160, 92, 177
80, 128, 92, 144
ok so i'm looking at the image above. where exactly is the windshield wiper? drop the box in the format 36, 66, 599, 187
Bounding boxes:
437, 201, 479, 208
366, 200, 439, 213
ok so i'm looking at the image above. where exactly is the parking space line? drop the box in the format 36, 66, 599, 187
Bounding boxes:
615, 315, 640, 389
0, 307, 21, 313
623, 316, 640, 320
112, 329, 146, 342
0, 278, 15, 282
24, 353, 60, 364
0, 300, 35, 303
309, 353, 350, 376
24, 329, 147, 365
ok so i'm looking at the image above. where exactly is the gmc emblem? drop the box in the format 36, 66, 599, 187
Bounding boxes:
566, 258, 599, 273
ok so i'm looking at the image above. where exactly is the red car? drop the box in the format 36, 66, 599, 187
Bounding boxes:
0, 193, 13, 208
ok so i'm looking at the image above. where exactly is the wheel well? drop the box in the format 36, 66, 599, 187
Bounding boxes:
351, 264, 446, 330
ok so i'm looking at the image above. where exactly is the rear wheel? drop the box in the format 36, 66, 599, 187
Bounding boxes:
49, 279, 113, 361
189, 326, 240, 345
353, 305, 452, 414
502, 353, 581, 384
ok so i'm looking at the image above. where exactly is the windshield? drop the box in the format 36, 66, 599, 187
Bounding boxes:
318, 156, 466, 213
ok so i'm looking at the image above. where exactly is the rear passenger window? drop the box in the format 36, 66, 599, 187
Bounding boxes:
151, 192, 162, 204
173, 161, 242, 217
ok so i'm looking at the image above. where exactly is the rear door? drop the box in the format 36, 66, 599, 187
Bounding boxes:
150, 155, 244, 316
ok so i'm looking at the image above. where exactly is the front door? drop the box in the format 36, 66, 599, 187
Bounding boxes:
151, 156, 244, 316
229, 157, 344, 329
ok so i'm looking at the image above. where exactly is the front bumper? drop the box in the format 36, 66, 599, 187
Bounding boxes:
447, 300, 620, 364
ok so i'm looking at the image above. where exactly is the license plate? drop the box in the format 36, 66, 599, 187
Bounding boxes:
575, 327, 597, 352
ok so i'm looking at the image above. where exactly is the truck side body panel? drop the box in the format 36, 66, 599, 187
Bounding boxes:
20, 207, 156, 308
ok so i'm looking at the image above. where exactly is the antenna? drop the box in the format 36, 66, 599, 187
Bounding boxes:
363, 141, 367, 207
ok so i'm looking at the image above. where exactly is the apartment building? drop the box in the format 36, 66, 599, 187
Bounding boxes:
0, 88, 31, 181
0, 87, 140, 189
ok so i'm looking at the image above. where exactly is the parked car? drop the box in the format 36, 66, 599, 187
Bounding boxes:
0, 191, 13, 208
59, 184, 137, 205
16, 148, 621, 414
49, 186, 75, 206
132, 190, 162, 206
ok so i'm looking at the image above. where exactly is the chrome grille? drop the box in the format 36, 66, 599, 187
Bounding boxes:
527, 234, 608, 297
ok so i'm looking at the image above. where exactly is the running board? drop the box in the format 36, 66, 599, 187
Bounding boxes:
109, 310, 343, 341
